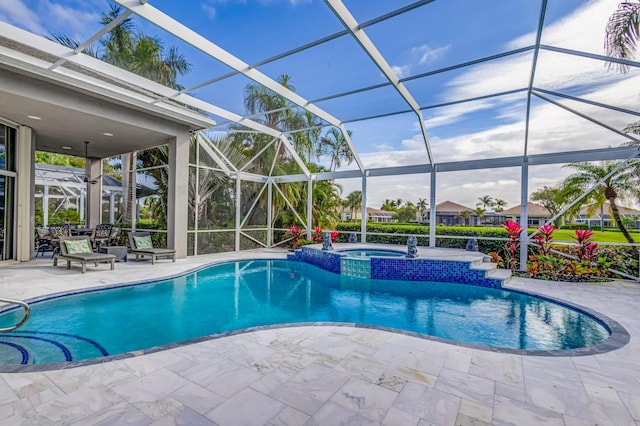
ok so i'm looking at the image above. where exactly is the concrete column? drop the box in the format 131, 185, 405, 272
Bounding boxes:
15, 126, 35, 261
168, 133, 189, 258
86, 157, 102, 227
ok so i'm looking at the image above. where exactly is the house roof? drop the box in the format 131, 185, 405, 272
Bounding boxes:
502, 202, 550, 217
435, 201, 474, 213
366, 207, 395, 217
579, 202, 640, 216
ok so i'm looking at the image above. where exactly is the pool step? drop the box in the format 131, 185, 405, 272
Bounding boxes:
0, 331, 109, 367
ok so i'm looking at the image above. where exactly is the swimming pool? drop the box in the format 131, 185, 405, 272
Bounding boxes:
0, 259, 623, 369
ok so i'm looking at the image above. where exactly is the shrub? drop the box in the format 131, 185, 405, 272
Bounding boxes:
526, 227, 612, 282
501, 220, 523, 270
335, 222, 509, 253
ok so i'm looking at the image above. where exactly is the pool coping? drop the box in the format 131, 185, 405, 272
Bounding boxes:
0, 258, 630, 372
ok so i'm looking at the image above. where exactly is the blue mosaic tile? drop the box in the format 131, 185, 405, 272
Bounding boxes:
288, 248, 505, 288
341, 258, 371, 278
289, 247, 341, 274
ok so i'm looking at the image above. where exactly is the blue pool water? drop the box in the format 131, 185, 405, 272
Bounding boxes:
339, 249, 406, 258
0, 260, 610, 366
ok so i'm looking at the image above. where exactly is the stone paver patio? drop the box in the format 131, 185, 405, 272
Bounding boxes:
0, 248, 639, 425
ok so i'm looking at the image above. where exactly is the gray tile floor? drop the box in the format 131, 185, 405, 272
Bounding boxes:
0, 247, 639, 425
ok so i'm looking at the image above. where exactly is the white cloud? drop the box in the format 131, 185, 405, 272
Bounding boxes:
0, 0, 101, 38
339, 0, 639, 209
412, 44, 451, 65
201, 4, 217, 19
0, 0, 45, 34
390, 43, 450, 82
508, 0, 619, 53
400, 136, 424, 150
391, 65, 411, 79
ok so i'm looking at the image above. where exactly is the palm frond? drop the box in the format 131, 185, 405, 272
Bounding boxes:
605, 1, 640, 73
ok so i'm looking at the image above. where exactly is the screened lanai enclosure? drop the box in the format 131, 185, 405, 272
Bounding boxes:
0, 0, 639, 269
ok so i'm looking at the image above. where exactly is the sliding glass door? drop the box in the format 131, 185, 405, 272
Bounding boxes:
0, 123, 16, 260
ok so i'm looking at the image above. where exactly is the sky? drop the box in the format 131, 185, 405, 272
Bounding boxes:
1, 0, 639, 210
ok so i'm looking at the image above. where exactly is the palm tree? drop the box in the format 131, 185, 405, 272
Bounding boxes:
417, 198, 428, 222
493, 199, 508, 213
477, 195, 494, 211
474, 207, 486, 226
459, 210, 471, 226
344, 191, 363, 221
317, 128, 354, 171
52, 5, 190, 89
292, 111, 322, 164
380, 199, 395, 211
562, 161, 638, 245
606, 2, 640, 138
605, 1, 640, 73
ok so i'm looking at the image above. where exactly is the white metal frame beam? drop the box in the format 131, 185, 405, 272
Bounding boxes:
114, 0, 364, 173
267, 145, 640, 183
523, 0, 548, 158
324, 0, 434, 166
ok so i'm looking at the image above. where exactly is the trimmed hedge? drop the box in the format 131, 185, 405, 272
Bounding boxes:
335, 223, 510, 254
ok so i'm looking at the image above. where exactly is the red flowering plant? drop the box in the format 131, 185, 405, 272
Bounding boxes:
526, 226, 611, 282
500, 220, 523, 270
574, 229, 598, 262
532, 224, 556, 256
312, 226, 323, 243
287, 225, 314, 249
330, 231, 340, 243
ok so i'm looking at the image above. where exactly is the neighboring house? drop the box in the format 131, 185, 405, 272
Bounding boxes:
502, 202, 551, 227
338, 207, 394, 223
339, 206, 362, 222
434, 201, 476, 226
574, 202, 640, 228
433, 201, 505, 226
367, 208, 395, 223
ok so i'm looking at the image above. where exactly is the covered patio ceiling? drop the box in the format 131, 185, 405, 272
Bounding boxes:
0, 0, 639, 173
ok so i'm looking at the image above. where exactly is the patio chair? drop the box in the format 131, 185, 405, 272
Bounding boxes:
53, 235, 115, 273
35, 227, 53, 257
49, 225, 71, 257
90, 224, 113, 250
128, 231, 176, 265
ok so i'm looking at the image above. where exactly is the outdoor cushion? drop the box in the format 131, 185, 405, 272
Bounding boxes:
133, 235, 154, 250
64, 239, 92, 254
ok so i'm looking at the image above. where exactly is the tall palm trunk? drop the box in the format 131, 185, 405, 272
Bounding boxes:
608, 197, 636, 245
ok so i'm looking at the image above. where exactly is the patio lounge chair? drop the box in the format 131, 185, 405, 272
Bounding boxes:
53, 235, 115, 273
90, 223, 113, 250
128, 231, 176, 265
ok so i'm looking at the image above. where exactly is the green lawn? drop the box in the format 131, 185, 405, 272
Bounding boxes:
536, 228, 640, 244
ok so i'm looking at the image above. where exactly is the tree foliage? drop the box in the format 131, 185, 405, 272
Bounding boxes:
52, 5, 190, 89
561, 161, 639, 246
605, 0, 640, 73
530, 186, 567, 226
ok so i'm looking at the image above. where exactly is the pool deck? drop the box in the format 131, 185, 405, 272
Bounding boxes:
0, 247, 639, 425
